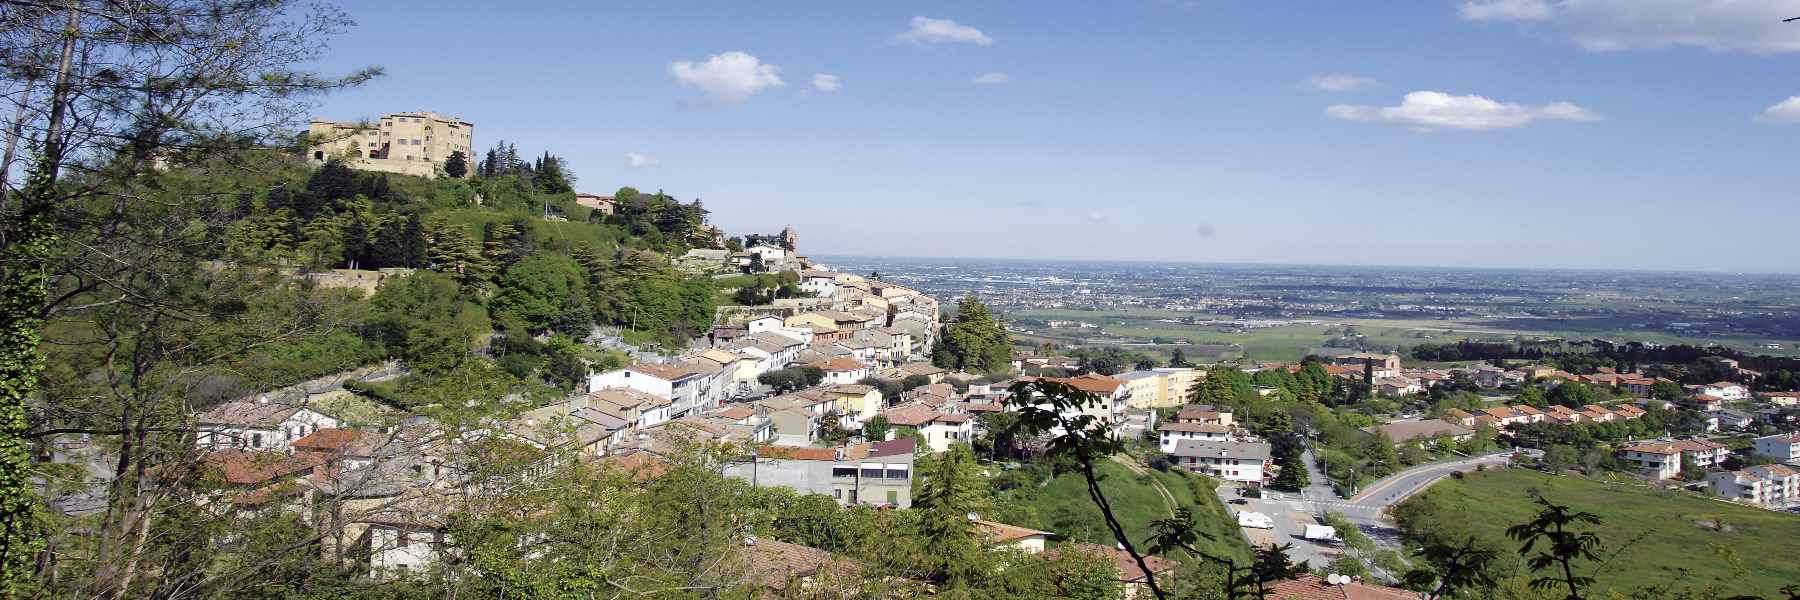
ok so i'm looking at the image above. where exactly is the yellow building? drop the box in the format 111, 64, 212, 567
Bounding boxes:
307, 111, 475, 178
1118, 368, 1204, 408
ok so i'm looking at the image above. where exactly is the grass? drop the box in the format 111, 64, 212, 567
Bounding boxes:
1404, 469, 1800, 598
1011, 461, 1249, 562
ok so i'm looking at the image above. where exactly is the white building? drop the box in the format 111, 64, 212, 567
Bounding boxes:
1169, 440, 1270, 484
1156, 421, 1232, 453
1753, 433, 1800, 463
1697, 382, 1749, 401
1707, 464, 1800, 509
197, 401, 341, 452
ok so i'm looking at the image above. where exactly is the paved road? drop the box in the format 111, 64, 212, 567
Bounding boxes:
1216, 451, 1517, 568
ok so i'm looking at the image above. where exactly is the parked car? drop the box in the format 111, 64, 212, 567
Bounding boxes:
1229, 498, 1249, 505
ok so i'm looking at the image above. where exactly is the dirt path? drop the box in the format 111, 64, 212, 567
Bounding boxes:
1112, 455, 1179, 516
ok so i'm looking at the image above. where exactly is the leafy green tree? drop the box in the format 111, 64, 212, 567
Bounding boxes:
443, 149, 468, 178
912, 444, 988, 587
932, 295, 1010, 373
862, 415, 892, 441
368, 271, 491, 375
1403, 535, 1500, 600
492, 253, 589, 334
301, 158, 357, 219
1548, 382, 1597, 408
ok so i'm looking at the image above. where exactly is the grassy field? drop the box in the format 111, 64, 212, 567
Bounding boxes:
1011, 308, 1800, 363
1010, 461, 1249, 562
1405, 469, 1800, 598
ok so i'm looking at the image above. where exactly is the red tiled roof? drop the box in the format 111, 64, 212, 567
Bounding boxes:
290, 428, 366, 452
975, 520, 1051, 544
758, 446, 838, 461
1159, 422, 1230, 433
747, 538, 847, 591
812, 357, 869, 372
206, 449, 326, 485
716, 406, 755, 420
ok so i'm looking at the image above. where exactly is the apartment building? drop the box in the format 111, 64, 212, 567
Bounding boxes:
307, 111, 475, 178
1170, 440, 1270, 484
1753, 433, 1800, 463
1707, 464, 1800, 509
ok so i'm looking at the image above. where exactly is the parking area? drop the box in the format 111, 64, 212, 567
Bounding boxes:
1218, 485, 1343, 568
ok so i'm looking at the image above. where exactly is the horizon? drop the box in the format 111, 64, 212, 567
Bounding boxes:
809, 253, 1800, 278
310, 2, 1800, 274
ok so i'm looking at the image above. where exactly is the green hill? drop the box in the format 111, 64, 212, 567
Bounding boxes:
1397, 469, 1800, 598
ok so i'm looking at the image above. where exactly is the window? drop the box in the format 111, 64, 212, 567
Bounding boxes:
847, 490, 857, 503
860, 467, 881, 479
885, 467, 909, 479
887, 490, 898, 504
832, 467, 857, 478
251, 432, 262, 447
833, 489, 842, 499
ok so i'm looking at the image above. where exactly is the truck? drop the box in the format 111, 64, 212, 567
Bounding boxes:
1303, 524, 1339, 543
1237, 512, 1274, 529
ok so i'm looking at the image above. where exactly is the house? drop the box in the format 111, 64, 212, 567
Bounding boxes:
1623, 439, 1729, 480
1621, 377, 1658, 397
880, 403, 972, 453
820, 383, 884, 427
1710, 409, 1757, 431
507, 401, 629, 458
587, 387, 674, 429
1169, 440, 1271, 484
1047, 543, 1176, 600
1327, 353, 1401, 379
1157, 421, 1232, 453
725, 439, 916, 508
896, 362, 948, 383
1176, 404, 1234, 427
1686, 394, 1726, 412
746, 537, 859, 594
975, 519, 1053, 553
1373, 376, 1423, 397
197, 401, 341, 452
1760, 391, 1800, 407
204, 448, 328, 504
1707, 464, 1800, 509
1698, 381, 1750, 401
573, 192, 615, 214
1442, 408, 1477, 428
1473, 366, 1510, 388
1361, 420, 1474, 446
1028, 374, 1131, 426
1753, 433, 1800, 463
809, 357, 872, 385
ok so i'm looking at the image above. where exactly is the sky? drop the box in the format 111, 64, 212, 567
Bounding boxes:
307, 1, 1800, 274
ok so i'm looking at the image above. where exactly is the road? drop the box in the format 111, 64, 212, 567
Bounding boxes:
1216, 451, 1516, 568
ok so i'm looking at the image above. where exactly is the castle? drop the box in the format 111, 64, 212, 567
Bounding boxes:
306, 111, 475, 178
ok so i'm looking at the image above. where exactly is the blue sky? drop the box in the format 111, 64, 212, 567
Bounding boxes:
308, 1, 1800, 273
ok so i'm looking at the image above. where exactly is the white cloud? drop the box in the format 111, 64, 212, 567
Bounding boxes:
1460, 0, 1800, 53
1326, 90, 1601, 131
1458, 0, 1551, 21
895, 16, 993, 46
1307, 74, 1378, 92
668, 51, 784, 104
1754, 97, 1800, 123
811, 73, 841, 93
972, 72, 1010, 85
625, 153, 658, 168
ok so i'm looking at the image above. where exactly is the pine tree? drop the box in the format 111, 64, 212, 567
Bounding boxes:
443, 150, 468, 178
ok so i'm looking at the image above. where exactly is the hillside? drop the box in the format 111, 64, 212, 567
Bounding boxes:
1396, 469, 1800, 598
1001, 460, 1250, 564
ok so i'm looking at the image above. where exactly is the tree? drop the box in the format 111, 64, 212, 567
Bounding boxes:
443, 149, 469, 178
0, 3, 375, 596
492, 253, 589, 334
862, 415, 892, 441
912, 444, 988, 586
1548, 382, 1597, 408
1004, 379, 1168, 599
1170, 348, 1192, 367
1506, 492, 1604, 600
1403, 536, 1500, 600
933, 296, 1010, 374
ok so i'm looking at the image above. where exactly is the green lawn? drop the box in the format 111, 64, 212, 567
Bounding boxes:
1009, 461, 1249, 562
1404, 469, 1800, 598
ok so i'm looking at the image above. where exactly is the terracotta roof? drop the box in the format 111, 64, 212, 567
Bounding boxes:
1261, 574, 1419, 599
822, 383, 875, 395
747, 538, 845, 591
757, 446, 839, 461
715, 406, 755, 420
812, 357, 868, 372
975, 520, 1052, 544
290, 428, 367, 453
882, 403, 943, 427
868, 438, 916, 457
628, 362, 696, 381
1051, 542, 1175, 583
589, 387, 673, 409
206, 449, 326, 485
1057, 373, 1125, 394
964, 402, 1004, 413
601, 451, 672, 482
898, 362, 946, 376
